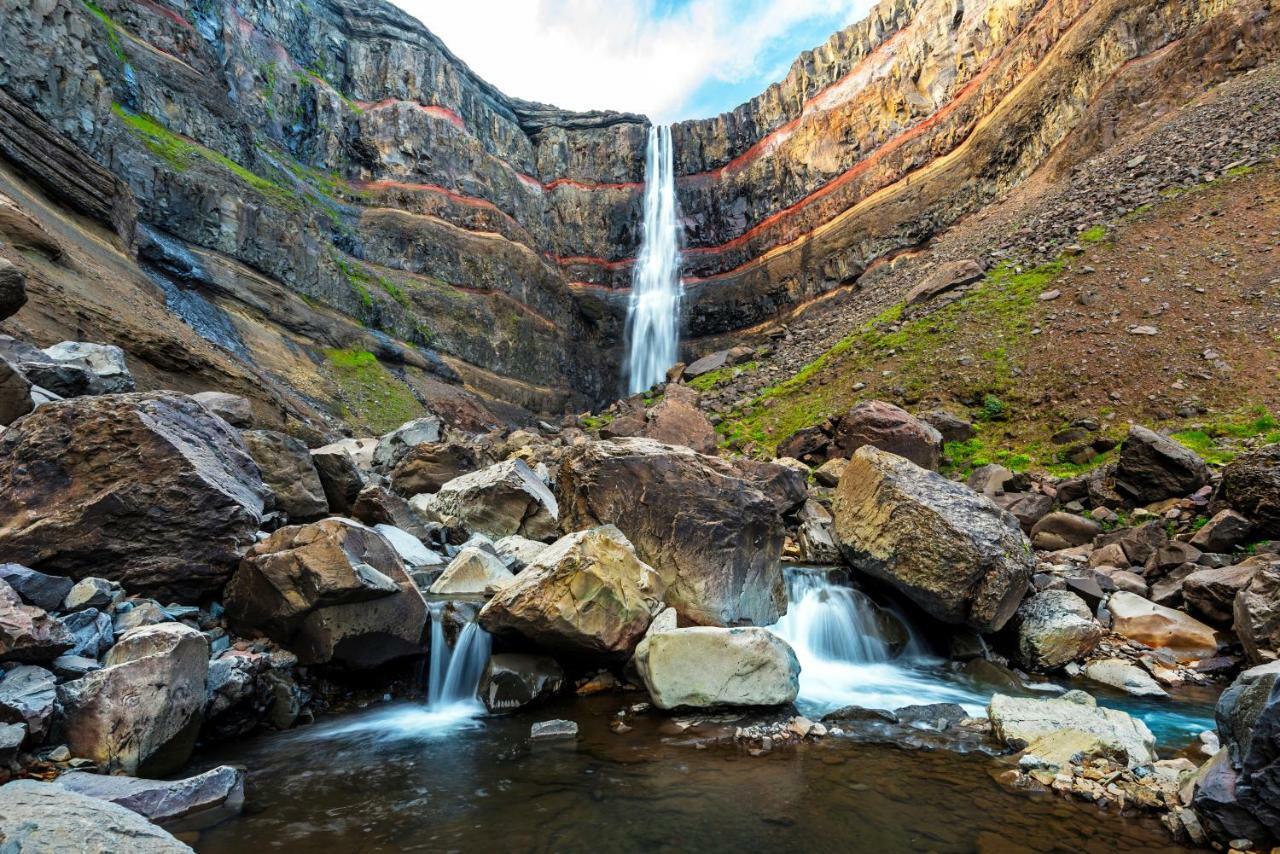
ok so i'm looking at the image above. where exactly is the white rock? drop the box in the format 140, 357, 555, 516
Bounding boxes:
374, 524, 444, 568
430, 547, 515, 595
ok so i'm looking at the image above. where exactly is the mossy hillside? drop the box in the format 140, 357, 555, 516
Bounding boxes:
324, 348, 425, 434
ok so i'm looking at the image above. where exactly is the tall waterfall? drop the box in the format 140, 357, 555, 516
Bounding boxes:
624, 124, 682, 394
771, 568, 984, 714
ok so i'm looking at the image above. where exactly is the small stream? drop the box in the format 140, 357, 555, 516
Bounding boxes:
189, 568, 1215, 852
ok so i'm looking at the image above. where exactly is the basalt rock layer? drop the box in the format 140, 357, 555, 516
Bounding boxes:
0, 0, 1275, 417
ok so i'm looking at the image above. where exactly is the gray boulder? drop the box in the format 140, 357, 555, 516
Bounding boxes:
633, 627, 800, 710
52, 765, 244, 826
414, 459, 557, 540
0, 257, 27, 320
1015, 590, 1103, 669
191, 391, 254, 428
480, 654, 564, 713
0, 779, 193, 851
1114, 425, 1210, 504
59, 624, 209, 776
988, 691, 1156, 768
372, 416, 443, 471
1191, 509, 1255, 554
832, 445, 1034, 632
0, 664, 57, 741
1235, 558, 1280, 664
41, 341, 135, 395
0, 563, 73, 612
1198, 661, 1280, 843
310, 446, 365, 515
59, 608, 114, 658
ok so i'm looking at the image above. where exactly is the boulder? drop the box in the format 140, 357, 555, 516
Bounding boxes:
556, 438, 789, 627
0, 355, 33, 426
1222, 445, 1280, 538
776, 425, 830, 464
967, 463, 1013, 496
493, 535, 548, 572
1194, 748, 1272, 844
0, 257, 27, 320
0, 664, 57, 741
53, 765, 244, 825
994, 492, 1054, 533
480, 653, 564, 713
374, 524, 444, 569
1108, 591, 1218, 660
478, 526, 663, 655
682, 350, 729, 379
1082, 658, 1167, 697
352, 485, 433, 541
59, 623, 209, 775
0, 721, 24, 762
1096, 521, 1168, 566
416, 459, 557, 540
0, 580, 73, 663
988, 691, 1156, 767
63, 577, 120, 611
1014, 590, 1103, 669
1113, 425, 1211, 504
904, 259, 984, 306
310, 446, 364, 514
0, 780, 193, 852
0, 393, 267, 600
1234, 558, 1280, 664
530, 719, 578, 740
813, 458, 847, 488
830, 400, 942, 470
191, 391, 254, 428
832, 446, 1034, 632
1191, 509, 1255, 554
225, 519, 427, 668
240, 430, 328, 522
430, 547, 515, 595
1184, 560, 1265, 625
389, 441, 477, 497
41, 341, 135, 394
641, 388, 717, 454
113, 600, 172, 636
59, 608, 113, 658
0, 563, 73, 612
1199, 662, 1280, 843
372, 416, 443, 471
918, 409, 975, 443
1030, 512, 1102, 551
633, 627, 800, 709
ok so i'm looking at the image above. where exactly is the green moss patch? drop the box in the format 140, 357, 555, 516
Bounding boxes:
324, 348, 425, 434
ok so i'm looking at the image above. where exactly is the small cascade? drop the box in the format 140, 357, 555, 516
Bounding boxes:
771, 567, 984, 715
426, 602, 491, 710
624, 124, 682, 394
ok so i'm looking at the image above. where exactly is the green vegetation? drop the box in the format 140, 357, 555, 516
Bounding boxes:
1171, 407, 1280, 465
687, 361, 759, 392
296, 69, 365, 114
332, 254, 411, 309
1078, 224, 1108, 244
324, 348, 425, 434
113, 104, 302, 212
83, 0, 127, 63
579, 413, 613, 431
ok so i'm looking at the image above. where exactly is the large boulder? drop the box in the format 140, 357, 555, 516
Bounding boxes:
641, 387, 717, 454
1082, 659, 1167, 697
225, 519, 427, 668
1223, 445, 1280, 538
830, 400, 942, 470
831, 445, 1034, 632
430, 547, 514, 595
0, 780, 193, 852
0, 563, 73, 612
479, 653, 564, 713
415, 459, 557, 540
0, 664, 57, 741
389, 441, 477, 497
1113, 425, 1211, 504
0, 355, 33, 426
191, 391, 254, 428
478, 526, 664, 656
241, 430, 328, 522
1030, 512, 1101, 551
0, 580, 73, 662
53, 765, 244, 825
1014, 590, 1103, 669
0, 256, 27, 320
1197, 662, 1280, 843
0, 393, 267, 600
633, 627, 800, 709
1108, 591, 1218, 660
59, 623, 209, 776
988, 691, 1156, 768
372, 416, 443, 471
1184, 560, 1266, 626
1191, 509, 1255, 554
41, 341, 135, 395
310, 446, 364, 514
1234, 558, 1280, 664
555, 438, 790, 627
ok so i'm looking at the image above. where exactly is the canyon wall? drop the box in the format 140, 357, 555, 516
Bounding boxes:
0, 0, 1275, 419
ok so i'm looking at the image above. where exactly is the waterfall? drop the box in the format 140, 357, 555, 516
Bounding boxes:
624, 124, 682, 394
426, 602, 491, 709
771, 567, 984, 714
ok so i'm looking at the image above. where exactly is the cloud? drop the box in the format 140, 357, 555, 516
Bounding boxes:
391, 0, 873, 122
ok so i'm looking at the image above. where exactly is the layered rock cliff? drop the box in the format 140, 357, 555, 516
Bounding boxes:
0, 0, 1275, 423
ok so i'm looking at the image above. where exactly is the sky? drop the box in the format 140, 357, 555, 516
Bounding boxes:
392, 0, 876, 123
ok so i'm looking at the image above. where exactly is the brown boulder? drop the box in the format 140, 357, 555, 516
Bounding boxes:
390, 441, 478, 497
0, 257, 27, 320
641, 387, 717, 454
1113, 425, 1210, 504
830, 400, 942, 470
904, 259, 984, 307
414, 459, 558, 540
0, 355, 33, 426
478, 525, 664, 656
1234, 557, 1280, 664
225, 519, 427, 668
1222, 445, 1280, 538
0, 580, 73, 662
241, 429, 328, 522
776, 425, 830, 464
310, 446, 364, 515
1190, 509, 1254, 554
556, 438, 788, 627
1184, 560, 1266, 626
832, 445, 1034, 632
0, 392, 266, 600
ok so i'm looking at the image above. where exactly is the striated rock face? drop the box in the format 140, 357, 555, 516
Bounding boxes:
0, 0, 1271, 416
0, 392, 267, 601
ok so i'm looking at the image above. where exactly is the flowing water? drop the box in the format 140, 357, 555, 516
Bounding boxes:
191, 572, 1213, 852
624, 124, 682, 394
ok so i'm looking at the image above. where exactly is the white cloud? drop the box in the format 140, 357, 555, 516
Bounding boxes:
391, 0, 872, 122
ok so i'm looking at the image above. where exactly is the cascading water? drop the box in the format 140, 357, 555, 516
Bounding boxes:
624, 124, 682, 394
771, 567, 985, 715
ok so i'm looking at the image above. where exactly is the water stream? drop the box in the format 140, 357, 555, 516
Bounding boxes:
624, 124, 682, 394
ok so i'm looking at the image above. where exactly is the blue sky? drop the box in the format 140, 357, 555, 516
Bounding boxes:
392, 0, 875, 123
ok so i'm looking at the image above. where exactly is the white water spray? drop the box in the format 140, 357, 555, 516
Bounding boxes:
624, 124, 682, 394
